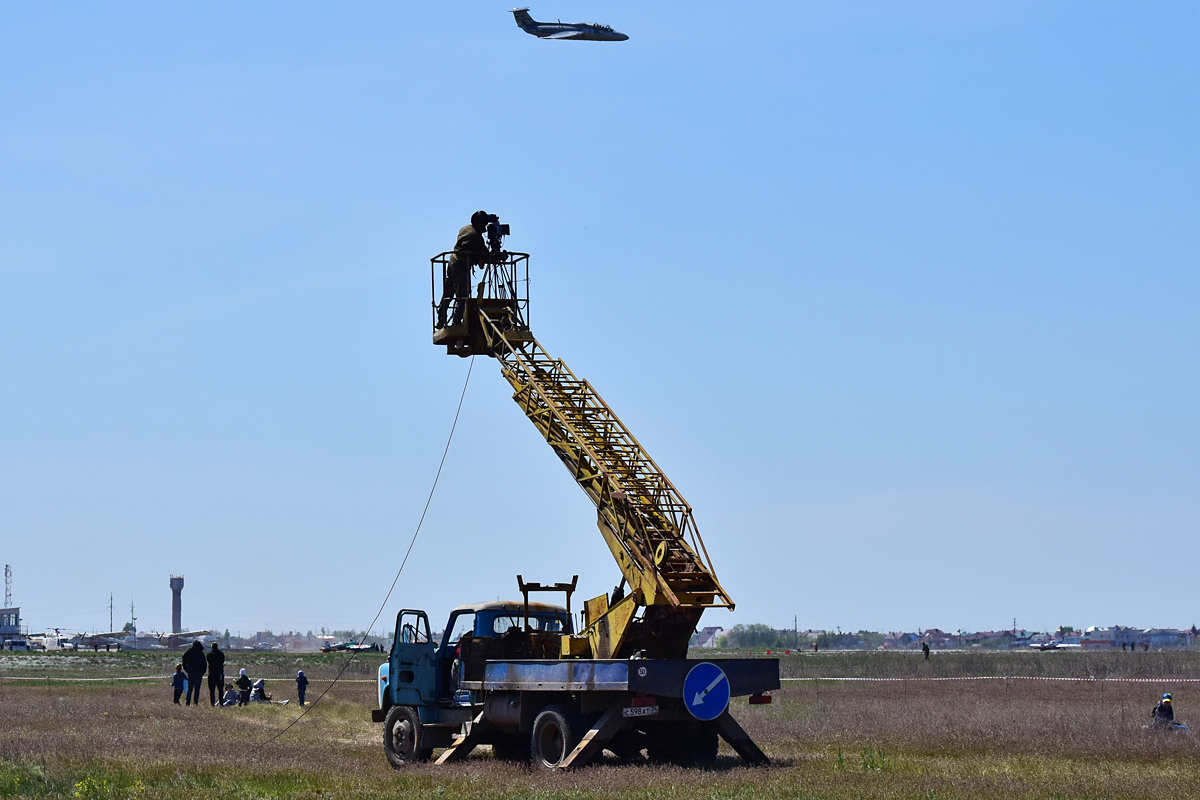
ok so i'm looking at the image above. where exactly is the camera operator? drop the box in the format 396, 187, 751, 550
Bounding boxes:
437, 210, 490, 328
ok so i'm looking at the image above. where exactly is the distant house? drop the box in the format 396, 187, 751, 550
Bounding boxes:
920, 629, 951, 647
691, 627, 724, 648
1149, 629, 1188, 649
0, 607, 19, 638
884, 632, 918, 649
1081, 625, 1140, 649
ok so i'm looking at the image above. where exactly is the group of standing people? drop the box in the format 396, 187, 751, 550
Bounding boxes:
170, 641, 309, 708
173, 641, 227, 706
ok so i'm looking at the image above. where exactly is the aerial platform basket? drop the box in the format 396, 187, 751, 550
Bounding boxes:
431, 251, 530, 357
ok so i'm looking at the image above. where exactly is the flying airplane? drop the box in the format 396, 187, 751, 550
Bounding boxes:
510, 7, 628, 41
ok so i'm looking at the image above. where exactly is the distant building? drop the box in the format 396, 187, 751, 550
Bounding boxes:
1081, 625, 1140, 649
884, 632, 918, 649
0, 607, 20, 638
691, 627, 724, 648
920, 629, 951, 648
1148, 629, 1188, 649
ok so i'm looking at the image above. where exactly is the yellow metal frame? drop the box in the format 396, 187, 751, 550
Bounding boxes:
472, 308, 733, 656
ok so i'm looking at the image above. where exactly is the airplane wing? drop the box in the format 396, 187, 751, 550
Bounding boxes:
546, 31, 580, 39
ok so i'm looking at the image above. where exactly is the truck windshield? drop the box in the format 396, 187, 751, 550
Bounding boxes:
491, 614, 566, 634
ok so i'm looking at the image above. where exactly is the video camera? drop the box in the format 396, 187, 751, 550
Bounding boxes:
484, 214, 510, 254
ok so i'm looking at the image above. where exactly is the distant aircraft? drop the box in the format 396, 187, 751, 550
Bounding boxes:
321, 640, 376, 653
1030, 640, 1081, 651
74, 631, 129, 650
510, 7, 628, 41
160, 630, 213, 648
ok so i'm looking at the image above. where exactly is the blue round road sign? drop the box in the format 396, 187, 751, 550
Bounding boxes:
683, 662, 730, 721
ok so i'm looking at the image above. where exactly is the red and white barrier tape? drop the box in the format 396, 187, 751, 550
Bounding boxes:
0, 676, 377, 683
782, 676, 1200, 683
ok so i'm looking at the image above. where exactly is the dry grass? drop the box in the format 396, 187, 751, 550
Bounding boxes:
2, 651, 1200, 798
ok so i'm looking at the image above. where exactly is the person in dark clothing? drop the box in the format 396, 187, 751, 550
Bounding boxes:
1151, 693, 1175, 729
296, 670, 309, 707
436, 211, 490, 328
206, 642, 226, 707
171, 664, 186, 704
922, 643, 931, 660
180, 641, 207, 706
236, 668, 252, 706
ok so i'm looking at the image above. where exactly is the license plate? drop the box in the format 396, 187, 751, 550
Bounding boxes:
623, 705, 659, 718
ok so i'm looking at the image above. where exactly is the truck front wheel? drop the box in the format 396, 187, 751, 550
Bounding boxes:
530, 705, 582, 769
384, 705, 432, 767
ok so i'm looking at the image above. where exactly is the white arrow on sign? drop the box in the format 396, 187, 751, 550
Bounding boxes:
691, 672, 728, 707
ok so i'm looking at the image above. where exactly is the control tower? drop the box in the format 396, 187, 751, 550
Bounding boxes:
169, 575, 184, 634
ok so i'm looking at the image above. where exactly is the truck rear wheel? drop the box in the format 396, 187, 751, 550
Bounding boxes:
530, 705, 582, 769
384, 705, 433, 767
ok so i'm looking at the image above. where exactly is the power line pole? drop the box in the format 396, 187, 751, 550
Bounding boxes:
109, 593, 114, 633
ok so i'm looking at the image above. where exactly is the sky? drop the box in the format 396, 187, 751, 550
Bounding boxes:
1, 2, 1197, 639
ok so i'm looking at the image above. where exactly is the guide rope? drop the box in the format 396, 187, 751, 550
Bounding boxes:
257, 355, 475, 746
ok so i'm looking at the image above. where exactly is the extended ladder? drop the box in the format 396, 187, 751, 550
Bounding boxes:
476, 308, 734, 615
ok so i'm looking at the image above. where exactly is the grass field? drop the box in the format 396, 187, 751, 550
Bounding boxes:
2, 650, 1198, 798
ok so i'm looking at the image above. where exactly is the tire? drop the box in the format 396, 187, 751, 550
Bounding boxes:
530, 704, 582, 769
492, 733, 531, 763
383, 705, 433, 768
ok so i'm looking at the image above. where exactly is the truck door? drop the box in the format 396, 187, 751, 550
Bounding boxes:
389, 610, 437, 706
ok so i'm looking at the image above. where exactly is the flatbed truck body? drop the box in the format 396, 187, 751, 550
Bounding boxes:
372, 605, 778, 768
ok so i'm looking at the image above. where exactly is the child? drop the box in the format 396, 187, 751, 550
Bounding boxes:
171, 665, 186, 704
221, 684, 239, 706
236, 668, 252, 706
296, 670, 309, 707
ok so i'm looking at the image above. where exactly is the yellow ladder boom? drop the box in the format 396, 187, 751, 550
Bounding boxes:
475, 308, 734, 614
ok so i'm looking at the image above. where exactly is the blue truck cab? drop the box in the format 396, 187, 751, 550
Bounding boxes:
375, 601, 572, 747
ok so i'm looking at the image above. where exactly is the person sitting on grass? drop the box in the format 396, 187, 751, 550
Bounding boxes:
1151, 693, 1175, 729
171, 664, 186, 705
221, 684, 239, 707
236, 668, 253, 706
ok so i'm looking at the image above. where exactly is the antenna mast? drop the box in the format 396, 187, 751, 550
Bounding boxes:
3, 565, 10, 607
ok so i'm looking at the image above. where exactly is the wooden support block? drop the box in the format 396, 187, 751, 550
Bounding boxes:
715, 710, 769, 766
560, 703, 626, 769
434, 711, 485, 765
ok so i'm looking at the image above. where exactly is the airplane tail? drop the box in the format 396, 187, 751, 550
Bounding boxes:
510, 7, 537, 30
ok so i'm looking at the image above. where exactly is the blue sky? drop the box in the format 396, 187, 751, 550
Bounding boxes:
1, 2, 1196, 638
